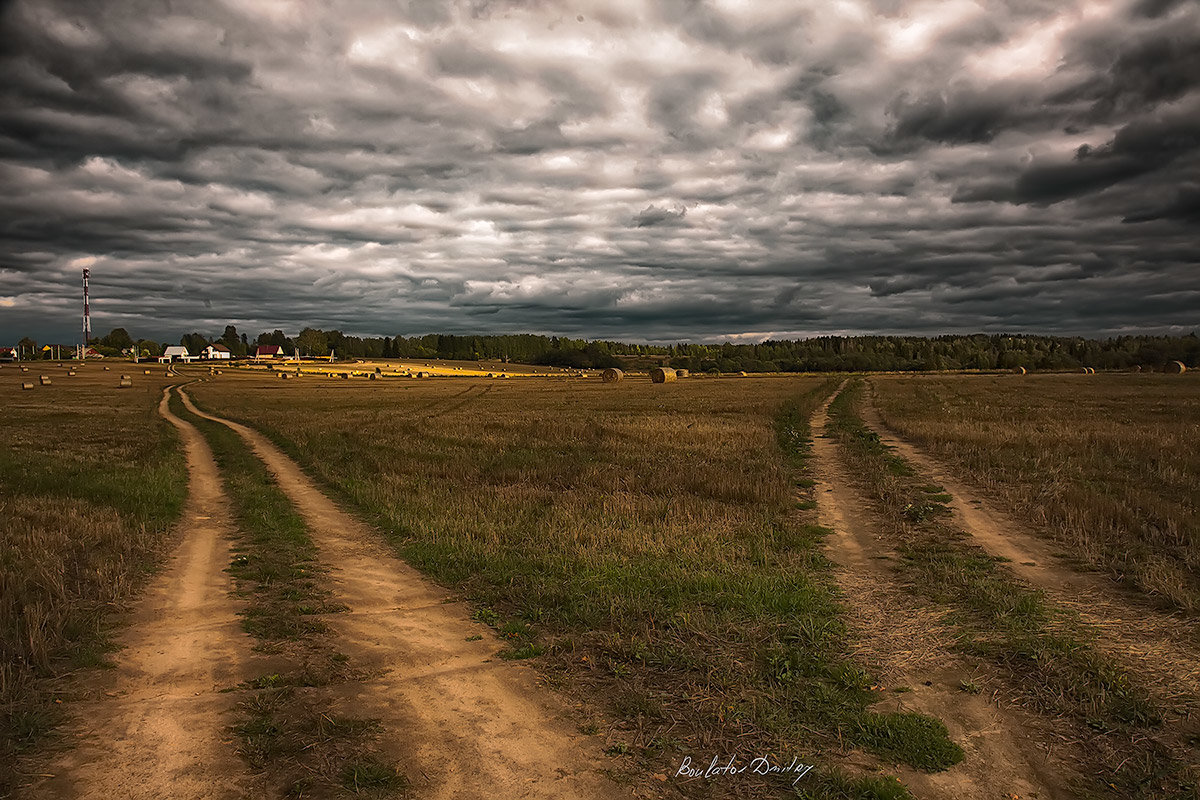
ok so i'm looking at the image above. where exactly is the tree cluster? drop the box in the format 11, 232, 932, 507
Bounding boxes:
22, 327, 1200, 372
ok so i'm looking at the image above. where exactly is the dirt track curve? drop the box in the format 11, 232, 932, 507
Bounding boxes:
20, 387, 261, 800
809, 385, 1071, 800
176, 387, 626, 800
860, 382, 1200, 707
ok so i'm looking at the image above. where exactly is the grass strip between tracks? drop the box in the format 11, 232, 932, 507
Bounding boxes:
171, 388, 406, 798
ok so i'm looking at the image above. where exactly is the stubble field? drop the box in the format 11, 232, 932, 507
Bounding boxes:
4, 364, 1198, 800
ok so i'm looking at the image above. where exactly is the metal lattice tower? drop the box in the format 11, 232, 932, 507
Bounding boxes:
82, 268, 91, 356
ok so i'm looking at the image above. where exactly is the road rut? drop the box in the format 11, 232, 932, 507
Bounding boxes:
20, 387, 260, 800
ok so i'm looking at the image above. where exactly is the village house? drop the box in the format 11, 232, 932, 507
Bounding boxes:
201, 343, 232, 360
254, 345, 286, 360
159, 345, 196, 363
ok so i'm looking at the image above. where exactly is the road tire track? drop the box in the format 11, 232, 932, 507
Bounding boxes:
809, 385, 1073, 800
176, 388, 627, 800
861, 381, 1200, 711
19, 387, 262, 800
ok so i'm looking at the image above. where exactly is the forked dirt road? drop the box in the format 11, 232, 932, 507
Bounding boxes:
176, 387, 626, 799
20, 388, 262, 800
860, 382, 1200, 708
808, 387, 1072, 800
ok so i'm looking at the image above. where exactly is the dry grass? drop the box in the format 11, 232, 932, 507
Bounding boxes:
189, 372, 963, 797
0, 368, 186, 790
870, 373, 1200, 614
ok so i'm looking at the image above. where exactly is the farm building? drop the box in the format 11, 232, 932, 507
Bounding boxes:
0, 347, 15, 362
202, 344, 232, 360
158, 346, 195, 363
83, 346, 105, 359
254, 345, 285, 360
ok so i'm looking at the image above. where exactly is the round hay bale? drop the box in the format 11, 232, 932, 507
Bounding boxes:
1013, 366, 1027, 375
416, 371, 428, 378
118, 378, 132, 388
738, 371, 748, 377
21, 366, 28, 372
144, 369, 151, 375
22, 381, 34, 390
649, 367, 677, 383
68, 371, 76, 376
675, 369, 689, 378
279, 373, 289, 379
120, 374, 130, 380
103, 366, 110, 371
601, 368, 624, 383
39, 376, 51, 385
369, 372, 377, 380
1165, 360, 1187, 374
340, 372, 350, 379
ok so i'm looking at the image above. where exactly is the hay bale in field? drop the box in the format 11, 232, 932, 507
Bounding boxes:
144, 369, 151, 375
675, 369, 689, 378
738, 371, 748, 377
68, 371, 75, 376
118, 378, 132, 388
21, 366, 28, 372
601, 368, 624, 383
1013, 366, 1027, 375
416, 371, 428, 378
103, 366, 110, 371
340, 372, 350, 379
650, 367, 677, 383
279, 373, 289, 379
1165, 360, 1187, 374
39, 375, 51, 385
369, 372, 377, 380
22, 381, 34, 390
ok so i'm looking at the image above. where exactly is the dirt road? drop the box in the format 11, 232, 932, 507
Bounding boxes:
176, 388, 626, 799
20, 388, 261, 800
860, 382, 1200, 707
809, 387, 1071, 800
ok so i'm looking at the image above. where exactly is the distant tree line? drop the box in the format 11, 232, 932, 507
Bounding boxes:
17, 327, 1199, 372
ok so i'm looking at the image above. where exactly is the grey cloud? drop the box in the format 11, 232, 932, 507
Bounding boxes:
632, 204, 687, 227
1, 0, 1198, 346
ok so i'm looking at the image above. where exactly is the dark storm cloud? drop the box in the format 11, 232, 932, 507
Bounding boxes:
1, 0, 1198, 345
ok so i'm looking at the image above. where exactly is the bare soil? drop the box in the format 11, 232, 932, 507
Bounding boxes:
860, 382, 1200, 713
809, 387, 1076, 800
177, 388, 627, 799
17, 388, 262, 799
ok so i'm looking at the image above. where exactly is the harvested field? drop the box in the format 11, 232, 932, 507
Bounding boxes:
187, 371, 964, 795
0, 369, 186, 794
870, 373, 1200, 614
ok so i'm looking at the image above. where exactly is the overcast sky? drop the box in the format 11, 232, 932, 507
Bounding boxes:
1, 0, 1197, 345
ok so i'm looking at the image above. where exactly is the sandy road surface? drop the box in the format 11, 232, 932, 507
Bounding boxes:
177, 388, 627, 800
809, 386, 1071, 800
860, 383, 1200, 708
19, 388, 261, 800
